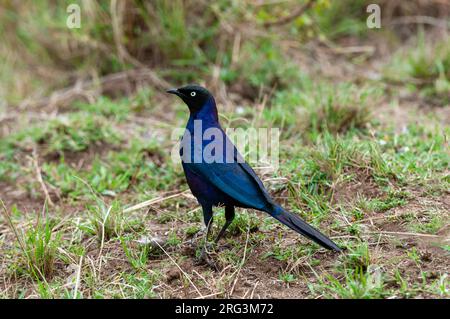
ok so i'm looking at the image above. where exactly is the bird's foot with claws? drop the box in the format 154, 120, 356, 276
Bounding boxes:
188, 228, 207, 248
195, 242, 218, 270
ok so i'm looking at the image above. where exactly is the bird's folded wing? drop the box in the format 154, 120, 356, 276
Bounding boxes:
238, 161, 274, 203
185, 161, 273, 210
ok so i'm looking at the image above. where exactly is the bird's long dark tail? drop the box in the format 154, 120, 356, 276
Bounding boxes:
269, 205, 341, 252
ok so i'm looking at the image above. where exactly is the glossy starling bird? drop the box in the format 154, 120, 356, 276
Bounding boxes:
167, 85, 341, 254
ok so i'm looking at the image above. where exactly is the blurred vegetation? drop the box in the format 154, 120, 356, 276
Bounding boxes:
384, 29, 450, 103
1, 0, 448, 105
0, 0, 449, 299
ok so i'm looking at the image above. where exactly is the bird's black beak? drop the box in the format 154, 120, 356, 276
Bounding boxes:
166, 88, 182, 97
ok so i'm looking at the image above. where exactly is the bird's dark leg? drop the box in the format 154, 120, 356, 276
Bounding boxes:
215, 205, 235, 244
197, 205, 217, 269
202, 205, 214, 242
189, 205, 213, 245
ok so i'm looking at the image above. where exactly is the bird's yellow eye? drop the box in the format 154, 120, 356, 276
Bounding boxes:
190, 91, 196, 97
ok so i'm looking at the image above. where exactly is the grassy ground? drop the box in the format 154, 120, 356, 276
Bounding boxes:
0, 0, 449, 298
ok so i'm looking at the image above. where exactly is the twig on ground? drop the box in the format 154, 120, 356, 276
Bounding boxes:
192, 269, 211, 292
97, 205, 112, 279
250, 281, 259, 299
229, 224, 251, 297
30, 148, 54, 207
73, 255, 83, 299
264, 0, 316, 27
389, 16, 450, 30
123, 191, 188, 213
366, 231, 442, 238
195, 292, 222, 299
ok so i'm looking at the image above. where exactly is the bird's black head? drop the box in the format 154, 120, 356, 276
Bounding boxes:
166, 85, 212, 112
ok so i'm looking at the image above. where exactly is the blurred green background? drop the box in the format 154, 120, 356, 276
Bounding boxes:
0, 0, 448, 299
1, 0, 449, 107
